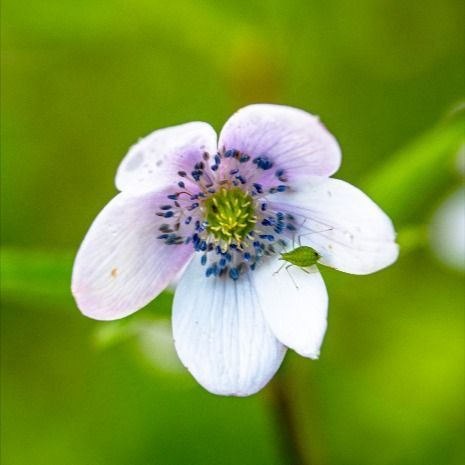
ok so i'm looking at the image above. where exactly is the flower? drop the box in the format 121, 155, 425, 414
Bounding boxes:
72, 104, 399, 396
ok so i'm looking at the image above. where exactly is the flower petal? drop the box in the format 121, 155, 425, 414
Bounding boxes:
172, 259, 286, 396
72, 191, 194, 320
269, 178, 399, 275
116, 122, 217, 193
253, 257, 328, 358
218, 104, 341, 181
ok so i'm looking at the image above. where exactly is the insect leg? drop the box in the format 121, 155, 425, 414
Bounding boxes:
285, 264, 299, 289
273, 261, 286, 276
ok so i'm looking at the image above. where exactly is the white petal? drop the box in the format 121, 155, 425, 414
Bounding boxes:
270, 178, 399, 274
116, 122, 217, 193
218, 104, 341, 180
72, 191, 194, 320
253, 258, 328, 358
172, 259, 286, 396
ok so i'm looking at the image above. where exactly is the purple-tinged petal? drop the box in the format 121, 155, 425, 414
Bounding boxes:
116, 122, 217, 194
218, 104, 341, 184
253, 257, 328, 358
72, 190, 194, 320
269, 178, 399, 275
172, 258, 286, 396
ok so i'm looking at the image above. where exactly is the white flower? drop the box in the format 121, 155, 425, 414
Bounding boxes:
72, 104, 398, 396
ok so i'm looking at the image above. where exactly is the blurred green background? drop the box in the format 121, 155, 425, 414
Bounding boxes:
1, 1, 464, 464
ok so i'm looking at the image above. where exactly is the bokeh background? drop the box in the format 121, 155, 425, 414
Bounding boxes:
1, 1, 464, 464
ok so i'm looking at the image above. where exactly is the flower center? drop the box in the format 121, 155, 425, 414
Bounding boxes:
204, 187, 256, 244
155, 147, 299, 280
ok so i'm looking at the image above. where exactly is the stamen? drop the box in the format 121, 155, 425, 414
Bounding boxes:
156, 148, 292, 281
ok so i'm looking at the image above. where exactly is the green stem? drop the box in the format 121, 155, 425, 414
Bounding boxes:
269, 371, 310, 465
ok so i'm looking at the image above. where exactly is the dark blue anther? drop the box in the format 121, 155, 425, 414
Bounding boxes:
191, 170, 203, 181
224, 149, 238, 158
178, 171, 187, 177
200, 240, 207, 251
157, 234, 169, 239
225, 253, 232, 262
201, 255, 207, 266
286, 223, 297, 231
208, 188, 216, 194
253, 241, 261, 249
211, 164, 218, 171
277, 212, 284, 220
235, 175, 246, 184
229, 168, 239, 175
244, 252, 251, 261
253, 183, 263, 194
167, 194, 178, 200
163, 211, 174, 218
185, 216, 192, 225
261, 203, 267, 211
178, 181, 185, 188
219, 258, 227, 268
229, 268, 239, 280
239, 154, 250, 163
194, 161, 205, 170
275, 168, 284, 178
160, 205, 173, 210
253, 156, 273, 170
214, 154, 221, 165
277, 185, 287, 192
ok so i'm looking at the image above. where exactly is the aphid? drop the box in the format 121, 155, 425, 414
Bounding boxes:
273, 224, 332, 287
279, 245, 321, 270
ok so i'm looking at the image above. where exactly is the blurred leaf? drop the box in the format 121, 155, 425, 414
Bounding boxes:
0, 247, 173, 316
1, 248, 73, 298
363, 110, 465, 223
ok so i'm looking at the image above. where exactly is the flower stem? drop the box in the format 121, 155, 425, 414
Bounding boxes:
269, 370, 310, 465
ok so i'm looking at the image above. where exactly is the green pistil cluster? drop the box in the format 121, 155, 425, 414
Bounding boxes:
204, 187, 256, 244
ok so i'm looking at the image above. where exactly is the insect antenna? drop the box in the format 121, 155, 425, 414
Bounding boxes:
298, 227, 334, 245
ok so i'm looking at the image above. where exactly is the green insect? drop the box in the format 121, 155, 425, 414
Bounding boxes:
274, 245, 322, 289
280, 245, 321, 269
273, 225, 331, 286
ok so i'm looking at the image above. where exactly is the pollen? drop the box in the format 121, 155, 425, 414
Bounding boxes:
204, 187, 255, 243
